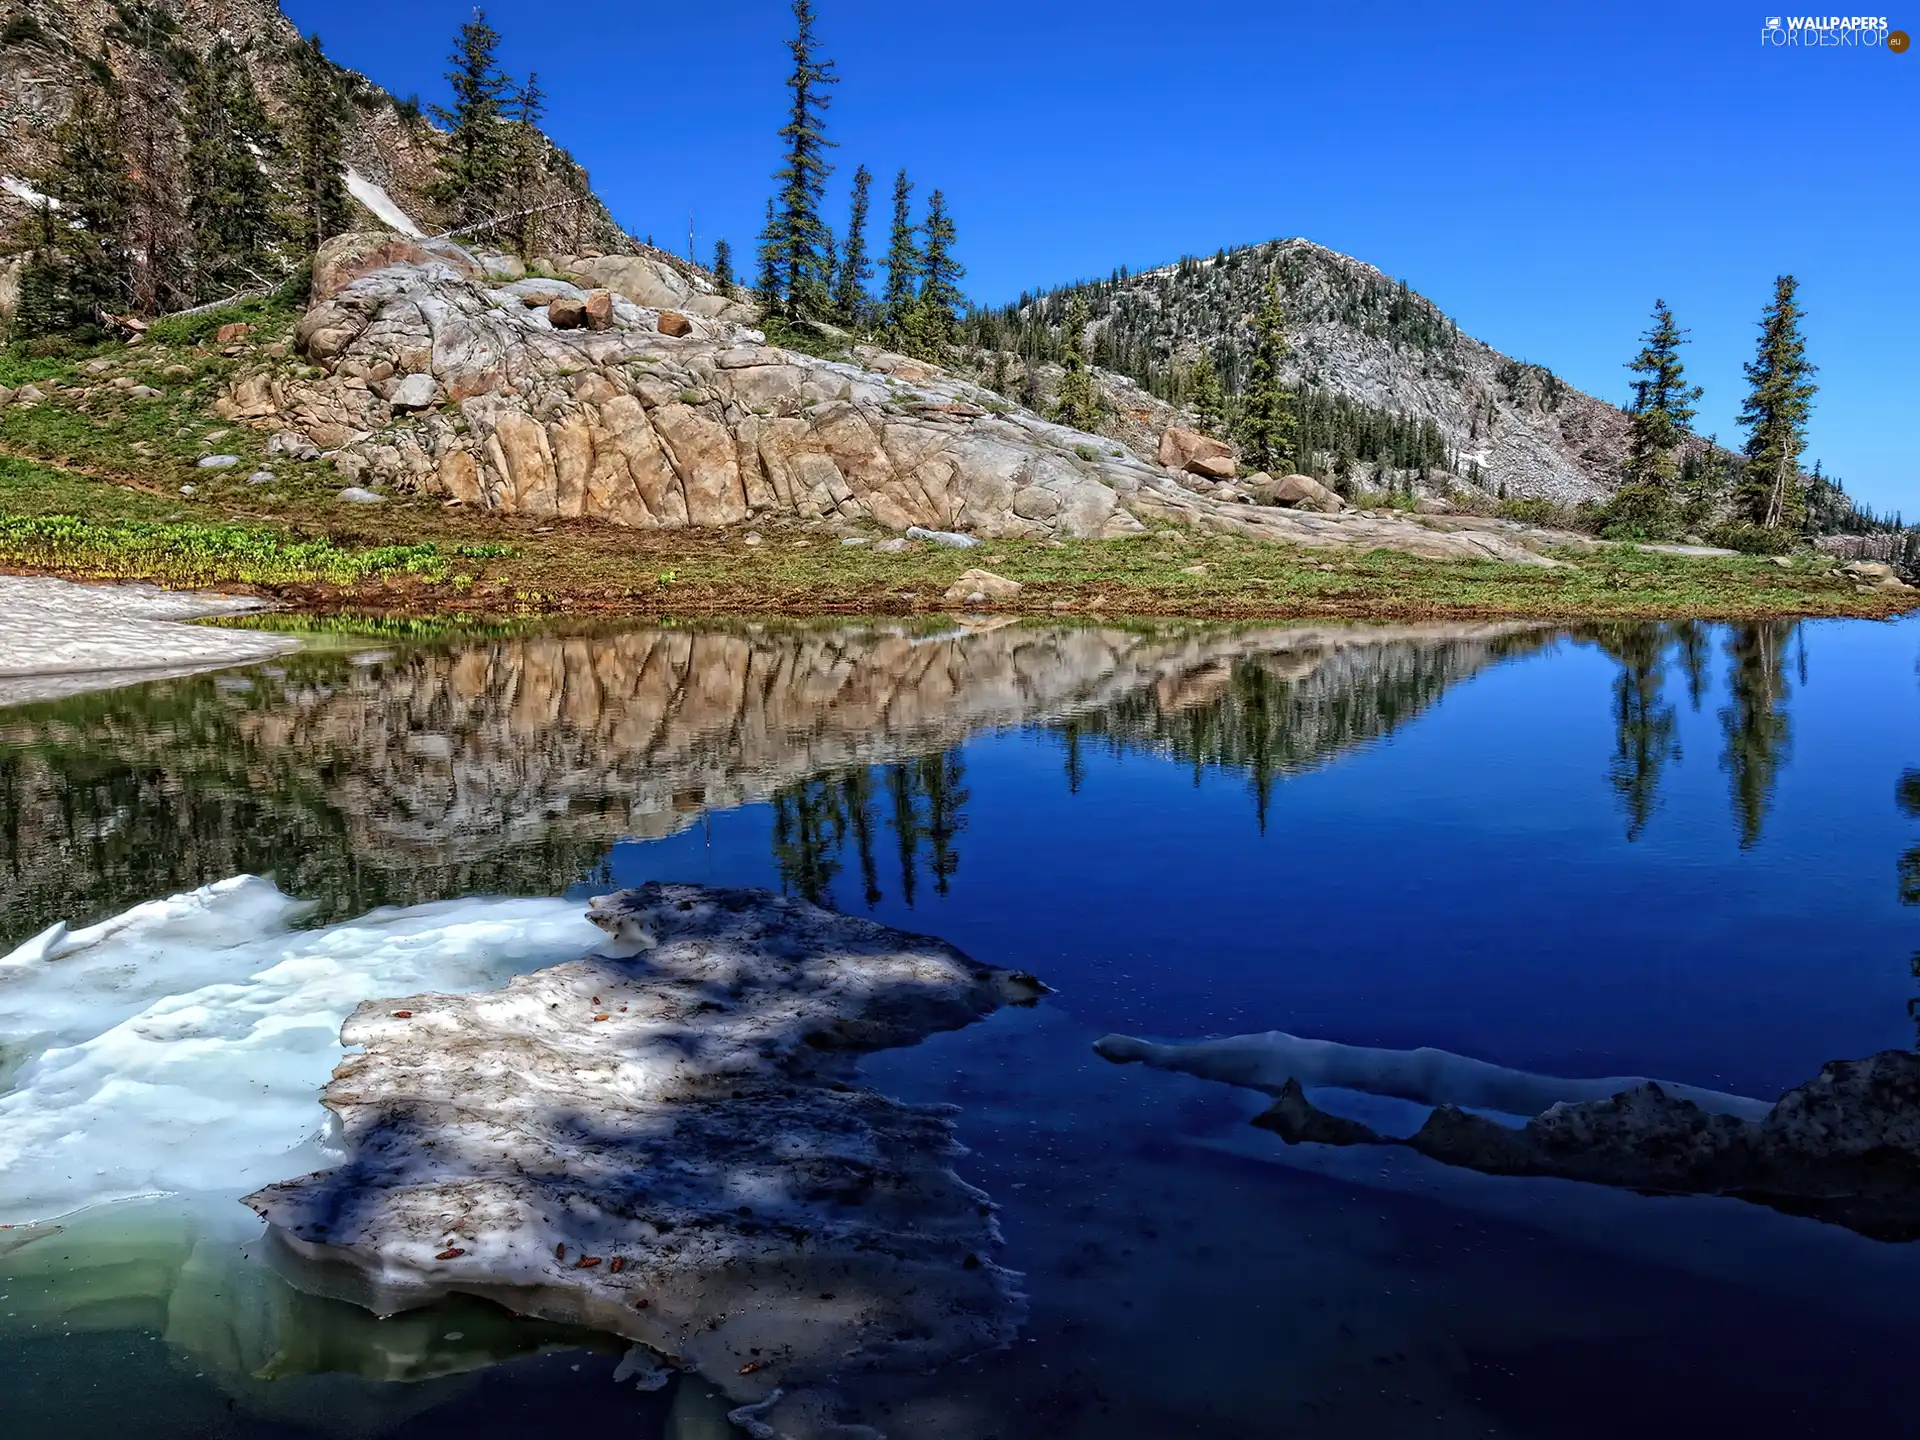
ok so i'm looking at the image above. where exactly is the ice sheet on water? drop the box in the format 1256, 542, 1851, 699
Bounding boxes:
0, 876, 601, 1226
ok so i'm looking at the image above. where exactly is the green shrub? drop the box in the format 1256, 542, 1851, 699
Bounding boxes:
1709, 522, 1797, 556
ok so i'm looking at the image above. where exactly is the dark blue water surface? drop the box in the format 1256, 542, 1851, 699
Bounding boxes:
3, 616, 1918, 1438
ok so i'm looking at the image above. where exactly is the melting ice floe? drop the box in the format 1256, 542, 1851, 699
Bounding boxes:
0, 876, 600, 1226
245, 884, 1042, 1436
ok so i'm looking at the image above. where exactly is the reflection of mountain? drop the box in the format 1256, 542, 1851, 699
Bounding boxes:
1048, 623, 1550, 826
0, 622, 1546, 944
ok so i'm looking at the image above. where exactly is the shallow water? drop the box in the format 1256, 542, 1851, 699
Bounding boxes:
3, 616, 1917, 1437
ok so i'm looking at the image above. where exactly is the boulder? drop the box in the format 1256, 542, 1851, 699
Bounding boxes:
337, 486, 387, 504
656, 310, 693, 338
197, 455, 240, 470
388, 373, 440, 411
548, 297, 588, 330
1157, 425, 1237, 480
943, 569, 1023, 606
583, 290, 615, 332
563, 253, 754, 322
1248, 472, 1345, 514
311, 232, 483, 303
906, 525, 983, 549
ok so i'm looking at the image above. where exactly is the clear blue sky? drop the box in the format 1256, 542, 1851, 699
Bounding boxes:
282, 0, 1917, 513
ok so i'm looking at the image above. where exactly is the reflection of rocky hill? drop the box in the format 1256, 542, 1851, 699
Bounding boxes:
0, 621, 1546, 944
1057, 622, 1547, 824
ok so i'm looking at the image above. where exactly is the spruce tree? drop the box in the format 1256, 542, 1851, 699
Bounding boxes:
27, 79, 133, 330
504, 71, 547, 257
431, 9, 514, 229
913, 187, 965, 353
1190, 351, 1226, 436
1237, 278, 1294, 472
1053, 295, 1101, 431
711, 238, 736, 296
1610, 299, 1702, 535
288, 33, 351, 254
754, 198, 780, 306
832, 163, 873, 326
184, 41, 281, 300
767, 0, 838, 318
1737, 275, 1819, 531
881, 168, 921, 340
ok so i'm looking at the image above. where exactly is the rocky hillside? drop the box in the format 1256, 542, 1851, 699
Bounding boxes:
210, 230, 1572, 563
0, 0, 628, 263
975, 238, 1633, 506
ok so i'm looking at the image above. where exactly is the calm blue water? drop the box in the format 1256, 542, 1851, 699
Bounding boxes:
3, 617, 1917, 1437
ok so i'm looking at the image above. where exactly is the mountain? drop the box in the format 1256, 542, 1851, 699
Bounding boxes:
968, 238, 1635, 507
0, 0, 629, 274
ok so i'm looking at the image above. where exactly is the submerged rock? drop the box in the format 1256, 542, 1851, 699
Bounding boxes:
246, 883, 1046, 1436
1098, 1029, 1920, 1240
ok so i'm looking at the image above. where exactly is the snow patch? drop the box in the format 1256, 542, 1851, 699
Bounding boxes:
344, 167, 423, 238
0, 877, 602, 1225
2, 175, 58, 210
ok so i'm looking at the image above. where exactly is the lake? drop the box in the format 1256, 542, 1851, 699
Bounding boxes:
3, 616, 1917, 1438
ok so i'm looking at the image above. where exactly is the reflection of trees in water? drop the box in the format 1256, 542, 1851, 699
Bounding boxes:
1590, 625, 1681, 843
772, 756, 969, 910
1720, 622, 1797, 850
1585, 621, 1800, 848
1046, 632, 1545, 829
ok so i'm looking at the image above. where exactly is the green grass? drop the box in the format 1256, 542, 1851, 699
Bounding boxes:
0, 307, 1910, 623
0, 510, 503, 587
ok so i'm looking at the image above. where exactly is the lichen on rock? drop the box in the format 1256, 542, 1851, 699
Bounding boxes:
245, 883, 1047, 1437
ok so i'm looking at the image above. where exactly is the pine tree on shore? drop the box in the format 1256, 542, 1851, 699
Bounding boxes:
1610, 299, 1703, 534
832, 163, 873, 326
1190, 350, 1226, 436
288, 33, 350, 254
184, 41, 281, 300
1053, 294, 1101, 431
431, 9, 514, 228
911, 187, 965, 353
1737, 276, 1819, 531
767, 0, 838, 317
711, 237, 736, 296
1237, 279, 1294, 472
881, 169, 921, 339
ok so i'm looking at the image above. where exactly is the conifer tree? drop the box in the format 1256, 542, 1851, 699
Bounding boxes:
881, 168, 921, 338
1190, 350, 1226, 436
913, 187, 965, 352
832, 163, 873, 326
1053, 294, 1101, 431
503, 71, 547, 257
288, 33, 350, 254
1610, 299, 1703, 534
184, 41, 281, 300
431, 9, 513, 228
1237, 278, 1294, 472
767, 0, 838, 317
711, 238, 736, 296
24, 79, 133, 331
754, 198, 780, 305
1737, 276, 1819, 530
